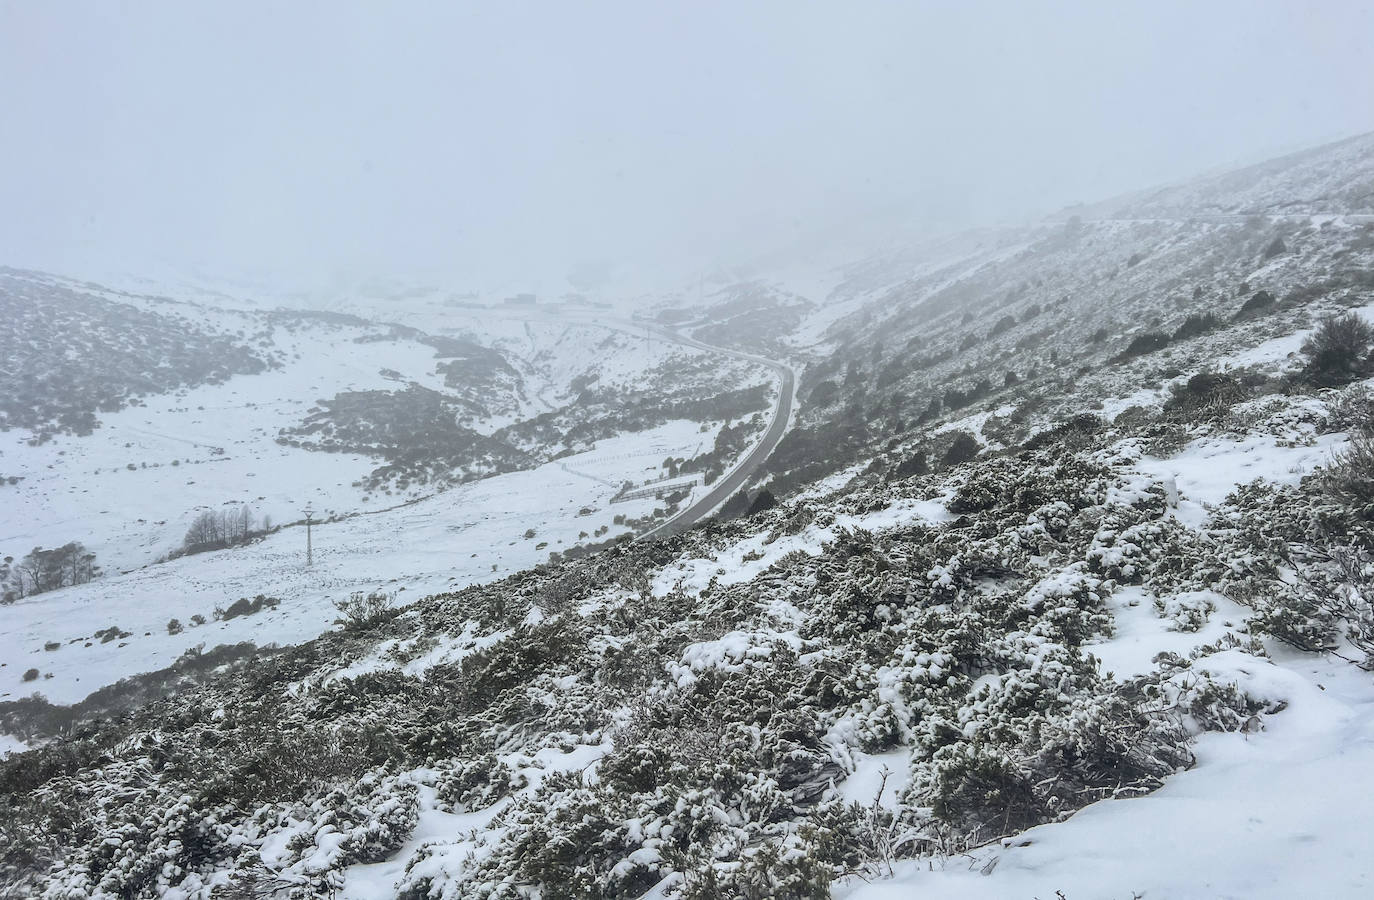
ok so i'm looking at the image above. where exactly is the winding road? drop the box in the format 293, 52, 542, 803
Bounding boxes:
635, 327, 795, 541
484, 305, 798, 541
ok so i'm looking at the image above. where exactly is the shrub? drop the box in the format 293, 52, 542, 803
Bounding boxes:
1248, 585, 1338, 652
1325, 385, 1374, 433
1164, 372, 1249, 418
1117, 331, 1170, 360
1300, 312, 1374, 387
435, 755, 519, 813
94, 625, 130, 643
334, 591, 395, 629
927, 745, 1043, 839
167, 618, 184, 635
942, 431, 982, 467
1022, 414, 1106, 452
22, 668, 38, 682
808, 380, 839, 406
718, 489, 752, 519
892, 449, 929, 479
1320, 428, 1374, 524
1171, 312, 1219, 342
1235, 290, 1275, 318
220, 595, 281, 621
747, 490, 778, 515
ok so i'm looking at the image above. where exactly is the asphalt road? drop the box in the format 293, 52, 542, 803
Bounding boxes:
638, 330, 795, 541
484, 306, 797, 542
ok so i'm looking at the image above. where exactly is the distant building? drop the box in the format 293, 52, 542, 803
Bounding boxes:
503, 293, 536, 306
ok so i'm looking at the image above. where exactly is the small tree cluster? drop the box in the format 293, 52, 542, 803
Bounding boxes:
182, 505, 265, 555
1, 543, 100, 602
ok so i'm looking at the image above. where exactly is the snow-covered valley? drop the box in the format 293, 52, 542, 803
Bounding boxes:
4, 132, 1374, 900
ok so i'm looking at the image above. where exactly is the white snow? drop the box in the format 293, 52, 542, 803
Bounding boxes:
651, 493, 953, 600
1133, 430, 1345, 528
836, 749, 912, 812
1087, 586, 1240, 679
841, 396, 1374, 900
0, 420, 729, 704
837, 650, 1374, 900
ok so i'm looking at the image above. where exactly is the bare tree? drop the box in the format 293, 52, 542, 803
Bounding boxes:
183, 504, 259, 553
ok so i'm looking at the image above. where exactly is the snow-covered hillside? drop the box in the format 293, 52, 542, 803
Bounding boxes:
4, 134, 1374, 900
0, 419, 749, 707
0, 272, 780, 706
1, 276, 773, 558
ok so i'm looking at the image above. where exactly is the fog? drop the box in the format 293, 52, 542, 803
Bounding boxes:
3, 0, 1372, 297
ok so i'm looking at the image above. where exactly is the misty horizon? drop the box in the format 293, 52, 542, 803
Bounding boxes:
4, 1, 1374, 297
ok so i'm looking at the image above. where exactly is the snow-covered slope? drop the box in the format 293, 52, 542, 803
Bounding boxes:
4, 133, 1374, 900
0, 271, 779, 706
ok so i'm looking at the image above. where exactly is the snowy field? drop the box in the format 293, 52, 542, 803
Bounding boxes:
0, 327, 450, 573
0, 418, 724, 706
0, 308, 717, 576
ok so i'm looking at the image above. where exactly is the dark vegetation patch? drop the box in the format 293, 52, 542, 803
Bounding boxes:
0, 270, 270, 441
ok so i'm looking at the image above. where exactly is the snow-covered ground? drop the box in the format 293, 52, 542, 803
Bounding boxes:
0, 419, 724, 705
0, 306, 724, 575
0, 277, 791, 711
0, 327, 450, 572
250, 413, 1370, 900
830, 424, 1374, 899
836, 649, 1374, 900
358, 411, 1365, 898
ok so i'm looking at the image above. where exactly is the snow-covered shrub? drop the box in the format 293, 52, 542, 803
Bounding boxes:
1323, 383, 1374, 433
1087, 517, 1204, 592
1021, 413, 1107, 453
434, 755, 519, 813
1139, 421, 1193, 457
1154, 591, 1217, 632
1018, 565, 1113, 647
1141, 652, 1278, 733
1319, 426, 1374, 528
1300, 311, 1374, 387
332, 590, 396, 630
277, 773, 419, 872
1291, 545, 1374, 669
941, 430, 982, 467
1165, 371, 1262, 427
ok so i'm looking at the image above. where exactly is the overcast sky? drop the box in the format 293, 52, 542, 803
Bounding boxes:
2, 1, 1372, 295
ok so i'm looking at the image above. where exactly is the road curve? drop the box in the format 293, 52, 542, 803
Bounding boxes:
638, 329, 795, 541
481, 306, 797, 542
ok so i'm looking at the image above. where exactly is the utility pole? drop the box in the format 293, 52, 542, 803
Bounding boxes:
304, 504, 314, 568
